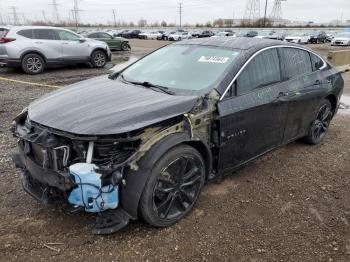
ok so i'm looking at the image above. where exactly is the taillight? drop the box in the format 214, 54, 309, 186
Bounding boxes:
0, 30, 15, 43
0, 37, 16, 43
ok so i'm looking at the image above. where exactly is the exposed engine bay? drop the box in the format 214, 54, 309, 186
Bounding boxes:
11, 90, 219, 234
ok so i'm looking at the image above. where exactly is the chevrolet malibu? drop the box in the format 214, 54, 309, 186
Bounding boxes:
12, 38, 344, 234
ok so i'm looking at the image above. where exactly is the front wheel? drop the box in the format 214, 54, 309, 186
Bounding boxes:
139, 145, 205, 227
121, 42, 130, 51
303, 99, 333, 145
91, 50, 107, 68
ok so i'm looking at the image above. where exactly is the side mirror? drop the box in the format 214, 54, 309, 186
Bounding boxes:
79, 38, 86, 43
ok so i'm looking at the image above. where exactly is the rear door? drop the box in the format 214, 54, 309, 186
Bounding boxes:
217, 48, 289, 170
32, 29, 62, 62
55, 29, 90, 62
278, 47, 327, 143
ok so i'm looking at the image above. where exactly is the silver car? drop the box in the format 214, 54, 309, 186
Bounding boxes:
0, 26, 112, 74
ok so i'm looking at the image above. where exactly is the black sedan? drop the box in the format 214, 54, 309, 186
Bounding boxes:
309, 31, 327, 44
12, 38, 344, 234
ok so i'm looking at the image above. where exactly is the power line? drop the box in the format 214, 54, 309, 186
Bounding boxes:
50, 0, 60, 24
178, 2, 183, 28
9, 6, 20, 25
112, 9, 117, 27
244, 0, 260, 24
270, 0, 287, 25
71, 0, 82, 27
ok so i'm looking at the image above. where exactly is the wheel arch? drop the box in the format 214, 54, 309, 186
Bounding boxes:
120, 132, 212, 219
325, 94, 337, 114
90, 47, 108, 57
20, 50, 47, 63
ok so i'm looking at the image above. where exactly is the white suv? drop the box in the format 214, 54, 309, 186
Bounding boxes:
0, 26, 112, 74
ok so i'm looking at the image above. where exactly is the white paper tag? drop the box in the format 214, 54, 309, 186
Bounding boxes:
198, 56, 229, 64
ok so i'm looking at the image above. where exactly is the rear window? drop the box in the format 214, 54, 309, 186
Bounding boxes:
17, 29, 33, 39
33, 29, 57, 40
0, 28, 8, 38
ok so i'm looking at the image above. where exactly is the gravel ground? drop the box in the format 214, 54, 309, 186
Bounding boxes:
0, 41, 349, 262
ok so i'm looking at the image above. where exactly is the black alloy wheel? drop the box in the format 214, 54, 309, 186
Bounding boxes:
121, 42, 129, 51
304, 99, 333, 145
140, 145, 205, 227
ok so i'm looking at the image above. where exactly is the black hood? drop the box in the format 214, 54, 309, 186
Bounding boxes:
28, 75, 199, 135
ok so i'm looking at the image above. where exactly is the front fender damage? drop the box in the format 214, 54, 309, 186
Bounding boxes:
11, 90, 220, 234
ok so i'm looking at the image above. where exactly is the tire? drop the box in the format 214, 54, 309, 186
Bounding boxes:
139, 144, 205, 227
121, 42, 129, 51
303, 99, 333, 145
90, 50, 107, 68
21, 53, 45, 74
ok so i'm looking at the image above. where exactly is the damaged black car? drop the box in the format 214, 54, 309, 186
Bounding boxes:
12, 38, 344, 234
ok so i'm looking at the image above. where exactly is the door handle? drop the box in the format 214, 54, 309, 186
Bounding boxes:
34, 41, 43, 44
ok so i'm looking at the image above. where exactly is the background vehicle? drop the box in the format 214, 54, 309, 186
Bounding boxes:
139, 31, 162, 40
211, 31, 235, 37
0, 26, 111, 74
254, 30, 275, 39
168, 31, 192, 41
197, 30, 214, 38
120, 29, 142, 39
85, 31, 130, 51
12, 38, 343, 234
285, 32, 311, 44
331, 33, 350, 46
309, 31, 327, 44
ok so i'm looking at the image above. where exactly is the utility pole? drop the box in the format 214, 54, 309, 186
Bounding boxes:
112, 9, 117, 27
9, 6, 19, 25
244, 0, 260, 25
42, 10, 48, 23
72, 0, 82, 28
178, 2, 183, 28
263, 0, 268, 27
50, 0, 60, 24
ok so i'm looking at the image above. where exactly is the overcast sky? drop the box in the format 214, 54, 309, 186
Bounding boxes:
1, 0, 349, 25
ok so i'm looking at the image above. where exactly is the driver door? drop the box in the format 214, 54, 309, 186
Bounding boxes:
217, 48, 289, 171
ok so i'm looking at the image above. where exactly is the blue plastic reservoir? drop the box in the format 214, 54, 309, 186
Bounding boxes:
68, 163, 119, 213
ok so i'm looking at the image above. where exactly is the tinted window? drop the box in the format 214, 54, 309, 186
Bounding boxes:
236, 48, 281, 96
56, 30, 80, 41
310, 53, 324, 71
33, 29, 57, 40
17, 29, 33, 39
280, 48, 312, 80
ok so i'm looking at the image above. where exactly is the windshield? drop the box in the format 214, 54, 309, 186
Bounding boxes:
121, 45, 240, 92
259, 31, 273, 36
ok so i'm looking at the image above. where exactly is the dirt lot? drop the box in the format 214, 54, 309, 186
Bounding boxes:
0, 40, 350, 262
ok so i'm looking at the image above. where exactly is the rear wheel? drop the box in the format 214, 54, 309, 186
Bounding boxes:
21, 53, 45, 74
303, 99, 333, 145
91, 50, 107, 68
140, 145, 205, 227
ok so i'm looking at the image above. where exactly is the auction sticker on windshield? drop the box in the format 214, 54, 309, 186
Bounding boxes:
198, 56, 230, 64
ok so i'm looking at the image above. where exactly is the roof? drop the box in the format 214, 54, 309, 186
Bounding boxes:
175, 37, 297, 50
